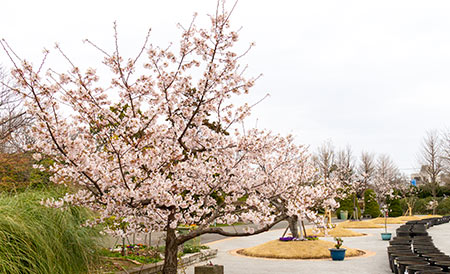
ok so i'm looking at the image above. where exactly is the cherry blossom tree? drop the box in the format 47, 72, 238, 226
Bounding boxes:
247, 134, 340, 239
0, 2, 333, 273
372, 154, 400, 207
351, 151, 376, 219
313, 141, 341, 225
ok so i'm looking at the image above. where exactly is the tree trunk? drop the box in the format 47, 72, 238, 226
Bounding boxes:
301, 220, 307, 238
121, 237, 126, 256
407, 205, 412, 216
298, 217, 305, 240
324, 208, 332, 227
288, 215, 299, 238
162, 227, 178, 274
432, 182, 437, 200
353, 195, 358, 220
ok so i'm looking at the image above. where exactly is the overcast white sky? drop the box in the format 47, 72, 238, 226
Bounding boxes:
1, 0, 450, 174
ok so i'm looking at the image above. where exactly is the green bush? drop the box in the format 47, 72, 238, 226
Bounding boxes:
387, 198, 403, 217
336, 194, 361, 219
414, 198, 427, 214
413, 197, 442, 214
387, 190, 403, 217
437, 197, 450, 215
0, 187, 102, 274
0, 153, 53, 192
363, 189, 381, 218
399, 198, 408, 213
183, 244, 209, 254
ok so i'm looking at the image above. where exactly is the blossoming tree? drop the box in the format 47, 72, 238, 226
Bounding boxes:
0, 2, 333, 273
251, 135, 340, 239
372, 155, 401, 207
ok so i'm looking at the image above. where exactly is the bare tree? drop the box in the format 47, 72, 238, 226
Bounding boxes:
335, 145, 355, 190
357, 151, 376, 192
373, 154, 400, 206
443, 129, 450, 172
313, 140, 336, 225
335, 145, 360, 219
0, 66, 33, 152
419, 130, 444, 199
313, 140, 336, 179
355, 151, 376, 218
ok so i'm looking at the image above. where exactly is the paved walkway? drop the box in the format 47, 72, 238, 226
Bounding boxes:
183, 223, 403, 274
427, 222, 450, 255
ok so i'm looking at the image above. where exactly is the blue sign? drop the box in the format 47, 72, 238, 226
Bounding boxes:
411, 179, 416, 186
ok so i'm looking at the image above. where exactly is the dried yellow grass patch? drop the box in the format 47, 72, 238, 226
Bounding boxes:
337, 220, 383, 229
395, 216, 422, 221
371, 217, 405, 224
395, 215, 442, 222
237, 239, 364, 259
420, 215, 442, 219
306, 226, 365, 237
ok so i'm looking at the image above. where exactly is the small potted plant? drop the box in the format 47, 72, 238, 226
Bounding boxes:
329, 237, 346, 261
380, 205, 392, 240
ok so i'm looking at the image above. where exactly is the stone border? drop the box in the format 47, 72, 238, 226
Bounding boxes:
118, 249, 218, 274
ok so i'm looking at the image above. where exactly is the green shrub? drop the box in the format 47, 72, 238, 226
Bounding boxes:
387, 190, 403, 217
336, 194, 361, 219
399, 198, 408, 213
99, 247, 161, 264
183, 244, 209, 254
413, 197, 442, 214
414, 198, 427, 214
387, 198, 403, 217
363, 189, 381, 218
0, 187, 102, 274
0, 153, 53, 192
437, 197, 450, 215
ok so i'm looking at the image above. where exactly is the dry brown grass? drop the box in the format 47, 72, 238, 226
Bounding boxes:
306, 226, 365, 237
337, 220, 383, 229
420, 215, 443, 218
237, 239, 365, 259
395, 216, 422, 221
395, 215, 442, 222
371, 217, 405, 224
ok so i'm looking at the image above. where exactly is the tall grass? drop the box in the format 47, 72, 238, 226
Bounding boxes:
0, 187, 102, 274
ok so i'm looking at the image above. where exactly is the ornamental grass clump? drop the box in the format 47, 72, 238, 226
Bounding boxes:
0, 188, 102, 274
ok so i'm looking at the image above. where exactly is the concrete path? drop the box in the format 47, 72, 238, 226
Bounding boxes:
427, 222, 450, 255
183, 224, 402, 274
